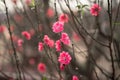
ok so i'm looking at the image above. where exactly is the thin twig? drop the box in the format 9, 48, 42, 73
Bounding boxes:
107, 0, 115, 79
93, 69, 100, 80
65, 0, 109, 47
3, 0, 22, 80
54, 0, 58, 20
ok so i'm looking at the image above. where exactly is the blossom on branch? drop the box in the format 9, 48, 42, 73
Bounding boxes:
22, 31, 31, 40
46, 8, 54, 18
72, 75, 79, 80
90, 4, 101, 16
38, 42, 44, 52
59, 14, 69, 23
38, 63, 46, 73
43, 35, 54, 48
60, 63, 65, 71
17, 39, 24, 47
52, 21, 64, 33
55, 40, 61, 51
48, 39, 54, 48
58, 51, 72, 65
60, 32, 70, 45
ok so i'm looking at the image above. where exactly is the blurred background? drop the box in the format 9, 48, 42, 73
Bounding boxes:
0, 0, 120, 80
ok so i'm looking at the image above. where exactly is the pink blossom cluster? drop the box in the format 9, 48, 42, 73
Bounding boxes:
0, 11, 78, 80
52, 13, 70, 51
52, 13, 69, 33
16, 13, 72, 75
51, 13, 72, 71
55, 32, 70, 50
38, 35, 55, 52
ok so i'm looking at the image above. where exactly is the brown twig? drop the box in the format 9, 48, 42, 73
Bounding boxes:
3, 0, 22, 80
107, 0, 115, 79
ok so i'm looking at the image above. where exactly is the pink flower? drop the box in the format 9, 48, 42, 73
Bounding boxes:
58, 51, 72, 65
55, 40, 61, 51
0, 25, 6, 33
48, 39, 54, 48
38, 42, 44, 52
43, 35, 54, 48
52, 21, 64, 33
90, 4, 101, 16
60, 64, 65, 71
59, 14, 69, 23
72, 75, 79, 80
17, 39, 23, 47
46, 8, 54, 17
60, 32, 70, 45
38, 63, 46, 73
22, 31, 31, 40
43, 35, 50, 44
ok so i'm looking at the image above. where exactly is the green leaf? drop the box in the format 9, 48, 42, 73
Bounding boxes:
29, 0, 35, 7
81, 9, 84, 17
42, 77, 47, 80
82, 5, 88, 8
76, 5, 81, 9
